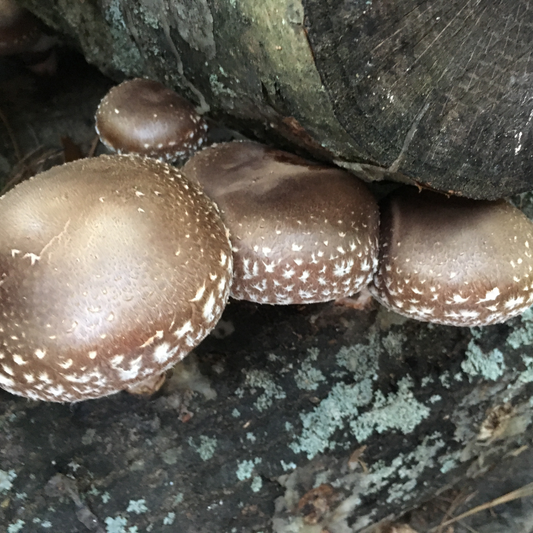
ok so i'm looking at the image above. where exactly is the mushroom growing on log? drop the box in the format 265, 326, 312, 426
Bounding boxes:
370, 189, 533, 326
0, 154, 233, 402
95, 78, 208, 162
0, 0, 57, 75
183, 141, 379, 305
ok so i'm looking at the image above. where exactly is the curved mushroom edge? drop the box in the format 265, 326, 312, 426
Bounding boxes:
95, 78, 209, 163
182, 141, 380, 305
370, 189, 533, 327
0, 154, 233, 402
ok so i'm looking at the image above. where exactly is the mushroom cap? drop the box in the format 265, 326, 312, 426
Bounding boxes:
95, 78, 208, 162
370, 188, 533, 326
182, 141, 379, 304
0, 154, 232, 402
0, 0, 42, 56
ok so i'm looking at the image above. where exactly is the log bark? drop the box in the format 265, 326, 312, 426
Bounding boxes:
2, 297, 533, 532
17, 0, 533, 199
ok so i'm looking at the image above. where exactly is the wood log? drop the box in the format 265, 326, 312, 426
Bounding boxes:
17, 0, 533, 199
2, 297, 533, 532
1, 3, 533, 532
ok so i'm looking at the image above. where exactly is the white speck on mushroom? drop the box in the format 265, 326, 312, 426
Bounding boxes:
191, 284, 206, 302
202, 292, 216, 321
174, 321, 193, 339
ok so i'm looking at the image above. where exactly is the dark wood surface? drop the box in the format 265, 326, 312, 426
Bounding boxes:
17, 0, 533, 199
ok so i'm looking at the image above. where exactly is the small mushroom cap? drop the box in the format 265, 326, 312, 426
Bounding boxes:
182, 141, 379, 304
95, 78, 208, 162
0, 154, 232, 402
0, 0, 42, 55
370, 188, 533, 326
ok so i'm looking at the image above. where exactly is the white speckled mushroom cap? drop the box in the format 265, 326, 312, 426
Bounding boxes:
182, 141, 379, 304
95, 78, 208, 162
0, 154, 233, 402
370, 189, 533, 326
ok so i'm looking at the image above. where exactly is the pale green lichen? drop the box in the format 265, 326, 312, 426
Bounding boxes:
105, 517, 128, 533
188, 435, 217, 461
280, 460, 296, 471
462, 339, 505, 381
438, 450, 463, 473
236, 458, 261, 481
335, 329, 380, 379
294, 360, 326, 391
300, 423, 490, 531
0, 469, 16, 492
439, 371, 452, 388
104, 0, 126, 28
7, 520, 24, 533
506, 308, 533, 349
102, 492, 111, 503
88, 485, 100, 496
354, 433, 444, 500
350, 377, 431, 442
518, 356, 533, 383
289, 378, 374, 459
240, 369, 286, 411
127, 499, 148, 514
231, 408, 241, 418
104, 518, 139, 533
32, 518, 52, 528
163, 512, 176, 525
251, 476, 263, 492
209, 74, 238, 98
421, 376, 434, 387
385, 433, 445, 503
291, 331, 432, 459
382, 331, 407, 356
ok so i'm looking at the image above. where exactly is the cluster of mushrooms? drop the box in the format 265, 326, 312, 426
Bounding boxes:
0, 77, 533, 403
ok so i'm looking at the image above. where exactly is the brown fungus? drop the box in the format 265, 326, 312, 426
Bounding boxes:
95, 78, 208, 162
370, 188, 533, 326
182, 141, 379, 304
0, 154, 233, 402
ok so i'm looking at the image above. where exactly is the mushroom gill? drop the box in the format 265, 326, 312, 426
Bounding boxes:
370, 188, 533, 326
0, 154, 233, 402
182, 141, 379, 305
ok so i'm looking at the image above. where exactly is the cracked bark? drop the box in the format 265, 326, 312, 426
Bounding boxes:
18, 0, 533, 199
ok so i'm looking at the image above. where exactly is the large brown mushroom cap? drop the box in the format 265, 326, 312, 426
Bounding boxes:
95, 78, 208, 162
370, 189, 533, 326
183, 141, 379, 304
0, 154, 232, 402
